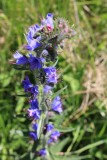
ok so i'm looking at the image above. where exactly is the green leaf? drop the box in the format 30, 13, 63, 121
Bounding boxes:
53, 155, 91, 160
53, 57, 59, 67
72, 139, 107, 154
55, 127, 75, 133
50, 137, 70, 153
15, 97, 25, 113
37, 113, 46, 139
17, 93, 31, 97
63, 74, 80, 92
52, 86, 67, 98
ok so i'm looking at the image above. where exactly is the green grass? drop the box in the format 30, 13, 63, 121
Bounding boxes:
0, 0, 107, 159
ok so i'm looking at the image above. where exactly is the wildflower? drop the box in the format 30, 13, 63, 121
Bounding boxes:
51, 96, 63, 113
39, 148, 47, 156
32, 123, 38, 131
29, 99, 38, 109
25, 25, 42, 51
26, 24, 42, 43
44, 67, 57, 84
29, 86, 38, 95
28, 54, 42, 70
50, 130, 60, 140
28, 99, 41, 120
25, 38, 41, 51
22, 76, 33, 91
22, 76, 38, 95
40, 57, 45, 64
41, 49, 49, 57
42, 13, 54, 31
46, 124, 54, 132
48, 130, 60, 143
11, 13, 75, 157
29, 132, 37, 141
28, 108, 41, 120
43, 85, 52, 93
46, 13, 54, 30
13, 51, 28, 65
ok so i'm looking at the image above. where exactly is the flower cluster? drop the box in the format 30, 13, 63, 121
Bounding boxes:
12, 13, 75, 158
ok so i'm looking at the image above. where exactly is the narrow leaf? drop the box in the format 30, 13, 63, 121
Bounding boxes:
37, 113, 46, 139
52, 86, 67, 98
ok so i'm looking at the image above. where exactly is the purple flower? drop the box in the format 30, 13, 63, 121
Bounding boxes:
30, 86, 38, 95
26, 27, 35, 43
22, 76, 33, 91
25, 25, 42, 51
51, 131, 60, 139
29, 132, 37, 141
28, 99, 41, 120
28, 54, 42, 70
28, 108, 41, 120
25, 39, 41, 51
51, 96, 63, 113
43, 124, 54, 135
44, 67, 57, 84
41, 49, 49, 57
13, 51, 28, 65
34, 24, 43, 32
26, 25, 42, 43
32, 123, 38, 131
40, 58, 45, 63
30, 99, 39, 109
25, 13, 54, 51
39, 148, 47, 156
43, 85, 52, 93
46, 13, 54, 30
46, 124, 54, 132
41, 13, 54, 31
48, 130, 60, 143
22, 76, 38, 95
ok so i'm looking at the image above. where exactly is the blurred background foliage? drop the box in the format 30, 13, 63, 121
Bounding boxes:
0, 0, 107, 159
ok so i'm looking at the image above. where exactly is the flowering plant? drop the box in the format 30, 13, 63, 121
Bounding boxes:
11, 13, 76, 159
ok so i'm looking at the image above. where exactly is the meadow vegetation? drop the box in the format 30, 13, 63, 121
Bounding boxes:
0, 0, 107, 159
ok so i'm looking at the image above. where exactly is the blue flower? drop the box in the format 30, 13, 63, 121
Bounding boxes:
32, 123, 38, 131
44, 67, 57, 84
43, 85, 52, 93
28, 54, 42, 70
28, 99, 41, 120
51, 96, 63, 113
46, 13, 54, 30
28, 108, 41, 120
25, 39, 41, 51
51, 130, 60, 140
22, 76, 38, 95
30, 99, 39, 109
48, 130, 60, 143
22, 76, 33, 91
41, 49, 49, 57
39, 148, 47, 156
34, 24, 43, 32
41, 13, 54, 31
13, 51, 28, 65
25, 25, 42, 51
29, 132, 37, 141
25, 13, 54, 51
26, 25, 42, 43
26, 26, 35, 43
46, 124, 54, 132
30, 86, 39, 95
41, 57, 46, 63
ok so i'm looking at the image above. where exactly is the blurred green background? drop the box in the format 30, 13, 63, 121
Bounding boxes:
0, 0, 107, 159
